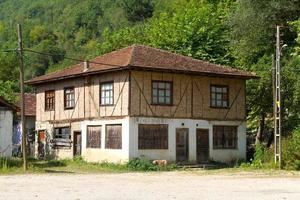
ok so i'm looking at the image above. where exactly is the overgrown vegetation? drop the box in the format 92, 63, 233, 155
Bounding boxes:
239, 127, 300, 170
0, 157, 178, 174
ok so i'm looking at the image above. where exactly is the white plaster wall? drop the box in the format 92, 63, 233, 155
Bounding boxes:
129, 117, 246, 163
209, 121, 247, 162
81, 117, 130, 163
35, 121, 81, 159
0, 110, 13, 157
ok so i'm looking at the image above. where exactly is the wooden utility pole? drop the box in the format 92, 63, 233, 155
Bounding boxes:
274, 25, 282, 169
17, 24, 27, 171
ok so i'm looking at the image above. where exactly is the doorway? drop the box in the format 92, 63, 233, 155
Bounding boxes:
176, 128, 189, 162
38, 130, 46, 159
196, 129, 209, 163
73, 131, 82, 157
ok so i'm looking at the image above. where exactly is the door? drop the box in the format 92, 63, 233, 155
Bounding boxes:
38, 130, 46, 159
73, 131, 82, 157
196, 129, 209, 163
176, 128, 189, 162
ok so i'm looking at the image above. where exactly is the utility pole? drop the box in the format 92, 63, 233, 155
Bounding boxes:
274, 25, 282, 169
17, 24, 27, 171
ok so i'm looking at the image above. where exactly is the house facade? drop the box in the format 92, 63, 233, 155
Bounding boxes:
27, 45, 257, 163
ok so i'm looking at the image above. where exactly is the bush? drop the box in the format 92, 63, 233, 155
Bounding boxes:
126, 158, 157, 171
239, 143, 276, 169
283, 127, 300, 170
126, 158, 177, 171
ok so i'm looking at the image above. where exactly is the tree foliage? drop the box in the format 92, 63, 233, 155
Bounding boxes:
121, 0, 154, 22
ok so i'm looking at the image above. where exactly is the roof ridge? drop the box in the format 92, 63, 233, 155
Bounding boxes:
135, 44, 252, 73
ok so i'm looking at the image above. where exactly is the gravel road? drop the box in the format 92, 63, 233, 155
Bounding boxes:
1, 172, 300, 200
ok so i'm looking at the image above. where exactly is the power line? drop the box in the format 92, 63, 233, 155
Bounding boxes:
3, 48, 122, 68
23, 48, 121, 67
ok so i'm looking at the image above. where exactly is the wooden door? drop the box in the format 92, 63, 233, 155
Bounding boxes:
73, 131, 82, 156
38, 130, 46, 159
176, 128, 189, 162
196, 129, 209, 163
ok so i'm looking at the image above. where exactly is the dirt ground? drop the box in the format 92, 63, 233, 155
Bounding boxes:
1, 171, 300, 200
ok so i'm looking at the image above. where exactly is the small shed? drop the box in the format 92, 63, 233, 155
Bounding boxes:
0, 96, 17, 157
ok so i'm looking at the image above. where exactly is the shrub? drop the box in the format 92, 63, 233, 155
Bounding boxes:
126, 158, 157, 171
283, 127, 300, 170
250, 143, 265, 168
126, 158, 177, 171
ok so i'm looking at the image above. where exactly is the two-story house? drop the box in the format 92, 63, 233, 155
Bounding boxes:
26, 45, 257, 163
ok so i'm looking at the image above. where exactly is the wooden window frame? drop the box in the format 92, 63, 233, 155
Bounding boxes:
54, 126, 71, 140
151, 80, 173, 106
86, 125, 101, 149
138, 124, 168, 149
213, 125, 238, 149
64, 87, 75, 110
100, 81, 114, 106
45, 90, 55, 111
210, 85, 229, 109
105, 124, 122, 149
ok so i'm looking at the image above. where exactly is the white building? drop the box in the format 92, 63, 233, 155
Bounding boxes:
0, 96, 16, 157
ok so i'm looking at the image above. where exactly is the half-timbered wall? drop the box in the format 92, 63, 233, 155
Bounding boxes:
36, 71, 129, 122
130, 71, 246, 120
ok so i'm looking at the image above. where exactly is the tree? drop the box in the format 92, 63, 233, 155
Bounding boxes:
121, 0, 154, 22
229, 0, 300, 144
146, 0, 233, 64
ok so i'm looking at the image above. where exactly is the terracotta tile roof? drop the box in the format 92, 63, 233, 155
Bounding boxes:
26, 45, 257, 85
16, 93, 36, 116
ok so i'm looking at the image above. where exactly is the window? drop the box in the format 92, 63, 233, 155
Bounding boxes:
105, 124, 122, 149
138, 124, 168, 149
213, 126, 237, 149
100, 82, 113, 105
64, 87, 75, 109
211, 85, 229, 108
45, 90, 55, 111
152, 81, 172, 105
54, 127, 71, 140
86, 126, 101, 148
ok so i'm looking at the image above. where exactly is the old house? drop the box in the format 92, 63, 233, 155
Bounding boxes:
0, 96, 17, 157
13, 93, 36, 156
26, 45, 257, 163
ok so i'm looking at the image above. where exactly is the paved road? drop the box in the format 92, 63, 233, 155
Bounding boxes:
1, 172, 300, 200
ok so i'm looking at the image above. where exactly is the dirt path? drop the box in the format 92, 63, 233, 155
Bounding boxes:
1, 172, 300, 200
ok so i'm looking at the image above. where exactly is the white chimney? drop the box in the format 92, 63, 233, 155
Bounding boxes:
84, 60, 89, 72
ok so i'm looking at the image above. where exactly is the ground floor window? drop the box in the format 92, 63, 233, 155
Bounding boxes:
54, 127, 71, 139
213, 125, 238, 149
52, 127, 71, 148
138, 124, 168, 149
105, 124, 122, 149
87, 126, 101, 148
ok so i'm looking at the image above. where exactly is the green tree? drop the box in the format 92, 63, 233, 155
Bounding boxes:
121, 0, 154, 22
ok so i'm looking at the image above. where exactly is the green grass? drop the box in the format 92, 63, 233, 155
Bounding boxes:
0, 157, 178, 175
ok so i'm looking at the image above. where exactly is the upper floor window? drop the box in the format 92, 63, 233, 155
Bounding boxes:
211, 85, 229, 108
152, 81, 172, 105
45, 90, 55, 111
64, 87, 75, 109
213, 125, 237, 149
100, 82, 113, 105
